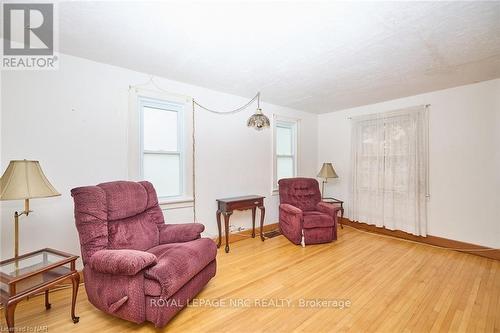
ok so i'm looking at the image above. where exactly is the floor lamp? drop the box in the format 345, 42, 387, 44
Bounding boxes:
317, 163, 338, 199
0, 160, 60, 258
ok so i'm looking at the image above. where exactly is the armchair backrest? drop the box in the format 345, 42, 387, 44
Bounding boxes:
71, 181, 164, 264
278, 178, 321, 211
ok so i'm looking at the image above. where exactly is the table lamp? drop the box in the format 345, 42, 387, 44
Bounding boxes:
0, 160, 60, 258
317, 162, 338, 198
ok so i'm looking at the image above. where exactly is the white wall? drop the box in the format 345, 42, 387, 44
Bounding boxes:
2, 52, 497, 264
0, 54, 318, 265
318, 79, 500, 248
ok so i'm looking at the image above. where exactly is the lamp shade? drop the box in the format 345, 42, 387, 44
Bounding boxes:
247, 108, 270, 131
0, 160, 60, 200
317, 163, 338, 179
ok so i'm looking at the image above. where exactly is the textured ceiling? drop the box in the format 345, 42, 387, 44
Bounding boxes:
57, 1, 500, 113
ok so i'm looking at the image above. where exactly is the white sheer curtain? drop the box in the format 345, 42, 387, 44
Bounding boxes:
349, 106, 429, 236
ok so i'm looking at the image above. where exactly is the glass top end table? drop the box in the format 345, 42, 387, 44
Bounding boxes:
0, 249, 70, 279
321, 197, 345, 229
0, 248, 80, 331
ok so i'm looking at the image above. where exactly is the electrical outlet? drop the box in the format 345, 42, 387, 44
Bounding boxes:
228, 225, 246, 233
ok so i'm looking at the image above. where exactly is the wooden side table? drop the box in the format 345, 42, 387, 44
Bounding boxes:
0, 248, 80, 331
216, 195, 265, 253
322, 197, 344, 229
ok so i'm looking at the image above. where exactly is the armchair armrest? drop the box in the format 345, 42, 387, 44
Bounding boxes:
279, 204, 304, 244
279, 203, 303, 216
158, 223, 205, 244
88, 249, 157, 276
317, 202, 342, 217
279, 204, 304, 229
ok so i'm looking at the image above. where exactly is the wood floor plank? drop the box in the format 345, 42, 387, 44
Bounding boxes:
1, 226, 499, 332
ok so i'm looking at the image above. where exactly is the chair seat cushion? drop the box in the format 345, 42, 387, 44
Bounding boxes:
144, 238, 217, 298
303, 211, 335, 228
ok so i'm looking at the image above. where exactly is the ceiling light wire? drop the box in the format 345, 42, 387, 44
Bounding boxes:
193, 92, 261, 115
131, 75, 262, 115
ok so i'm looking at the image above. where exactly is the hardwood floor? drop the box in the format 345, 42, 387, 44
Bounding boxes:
2, 226, 499, 332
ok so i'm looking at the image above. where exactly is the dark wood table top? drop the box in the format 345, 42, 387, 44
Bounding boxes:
216, 195, 265, 203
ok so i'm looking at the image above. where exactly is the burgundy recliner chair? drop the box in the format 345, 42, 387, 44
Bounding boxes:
71, 181, 217, 327
278, 178, 341, 246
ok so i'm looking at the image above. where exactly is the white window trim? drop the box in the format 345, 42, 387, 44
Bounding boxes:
128, 87, 194, 205
272, 115, 300, 193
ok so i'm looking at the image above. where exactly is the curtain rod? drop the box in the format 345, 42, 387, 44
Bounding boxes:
347, 104, 430, 120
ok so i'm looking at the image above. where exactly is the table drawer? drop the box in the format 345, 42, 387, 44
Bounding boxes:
225, 198, 263, 211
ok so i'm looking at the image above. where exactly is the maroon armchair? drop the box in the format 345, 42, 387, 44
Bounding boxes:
71, 181, 217, 327
278, 178, 341, 246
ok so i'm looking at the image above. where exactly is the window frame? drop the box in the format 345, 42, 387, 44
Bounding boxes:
273, 116, 299, 191
139, 96, 186, 200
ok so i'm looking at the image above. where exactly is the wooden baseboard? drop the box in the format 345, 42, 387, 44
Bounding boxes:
212, 223, 279, 245
340, 218, 500, 261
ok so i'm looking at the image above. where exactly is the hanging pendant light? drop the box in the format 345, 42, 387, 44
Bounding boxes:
247, 93, 270, 131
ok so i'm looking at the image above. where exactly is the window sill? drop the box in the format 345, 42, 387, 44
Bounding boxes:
159, 197, 194, 209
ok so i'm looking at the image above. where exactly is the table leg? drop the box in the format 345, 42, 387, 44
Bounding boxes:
45, 289, 51, 309
259, 206, 265, 241
339, 206, 344, 229
216, 210, 222, 248
5, 301, 17, 332
251, 207, 256, 238
71, 272, 80, 323
223, 212, 232, 253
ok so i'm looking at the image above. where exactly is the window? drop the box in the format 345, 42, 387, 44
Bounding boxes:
350, 106, 429, 236
273, 118, 298, 189
140, 97, 185, 199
